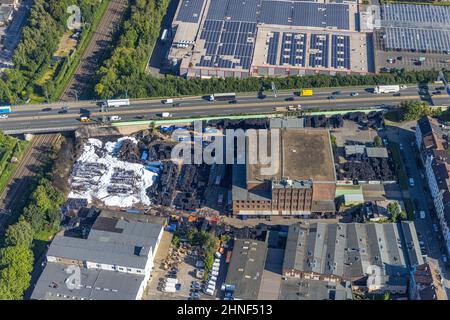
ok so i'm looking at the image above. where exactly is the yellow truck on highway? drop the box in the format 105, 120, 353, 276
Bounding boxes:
300, 89, 314, 97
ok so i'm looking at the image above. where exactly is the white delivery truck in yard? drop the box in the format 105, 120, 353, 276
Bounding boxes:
373, 85, 400, 94
165, 278, 179, 285
163, 286, 177, 293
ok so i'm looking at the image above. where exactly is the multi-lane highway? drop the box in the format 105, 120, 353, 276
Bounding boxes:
1, 84, 449, 134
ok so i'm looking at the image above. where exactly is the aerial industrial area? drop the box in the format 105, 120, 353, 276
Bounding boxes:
0, 0, 449, 305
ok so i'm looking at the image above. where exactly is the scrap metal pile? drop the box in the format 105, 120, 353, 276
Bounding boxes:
338, 157, 395, 181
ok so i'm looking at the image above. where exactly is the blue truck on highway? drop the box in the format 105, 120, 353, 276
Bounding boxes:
0, 106, 11, 119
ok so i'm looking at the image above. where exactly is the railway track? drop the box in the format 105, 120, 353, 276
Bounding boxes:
0, 134, 60, 233
60, 0, 128, 101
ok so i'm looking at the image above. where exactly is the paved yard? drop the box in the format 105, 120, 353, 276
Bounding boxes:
144, 236, 207, 300
331, 121, 378, 147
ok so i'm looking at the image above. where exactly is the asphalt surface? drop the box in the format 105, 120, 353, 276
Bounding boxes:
385, 123, 450, 297
2, 85, 450, 133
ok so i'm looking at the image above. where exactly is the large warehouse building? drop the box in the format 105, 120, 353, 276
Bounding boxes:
283, 221, 424, 294
231, 127, 337, 217
378, 4, 450, 54
168, 0, 371, 78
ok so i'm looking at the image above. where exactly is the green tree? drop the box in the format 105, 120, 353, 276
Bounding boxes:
387, 202, 407, 222
22, 178, 64, 232
400, 101, 431, 121
330, 135, 337, 146
374, 136, 382, 147
4, 219, 34, 247
0, 245, 34, 300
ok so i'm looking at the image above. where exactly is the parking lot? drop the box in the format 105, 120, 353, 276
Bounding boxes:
144, 238, 223, 300
375, 49, 450, 72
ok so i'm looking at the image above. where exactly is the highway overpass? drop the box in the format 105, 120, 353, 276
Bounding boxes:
1, 85, 448, 134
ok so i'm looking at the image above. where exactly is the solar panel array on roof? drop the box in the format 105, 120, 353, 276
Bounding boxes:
381, 4, 450, 53
198, 20, 257, 70
331, 35, 350, 69
176, 0, 205, 23
280, 33, 306, 67
259, 0, 291, 25
266, 32, 280, 65
259, 1, 350, 30
382, 4, 450, 27
385, 28, 450, 53
309, 34, 329, 68
206, 0, 261, 22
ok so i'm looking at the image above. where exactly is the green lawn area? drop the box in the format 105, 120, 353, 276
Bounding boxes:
389, 141, 409, 190
32, 229, 58, 258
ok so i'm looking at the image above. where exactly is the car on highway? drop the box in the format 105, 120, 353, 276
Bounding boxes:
229, 99, 237, 104
58, 108, 68, 114
41, 107, 52, 112
350, 92, 359, 97
409, 178, 415, 187
332, 91, 341, 95
285, 96, 295, 101
79, 115, 90, 122
327, 95, 336, 100
258, 92, 266, 99
0, 114, 8, 119
432, 90, 442, 95
109, 115, 121, 121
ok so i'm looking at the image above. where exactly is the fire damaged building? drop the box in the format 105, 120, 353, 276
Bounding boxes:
232, 128, 337, 217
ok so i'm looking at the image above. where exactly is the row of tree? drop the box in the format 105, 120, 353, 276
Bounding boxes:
0, 0, 106, 104
96, 63, 450, 99
0, 178, 64, 300
95, 0, 170, 98
399, 100, 442, 121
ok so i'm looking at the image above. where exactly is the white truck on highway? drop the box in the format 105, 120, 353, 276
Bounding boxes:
208, 93, 236, 101
162, 98, 174, 104
103, 99, 130, 107
373, 85, 400, 94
